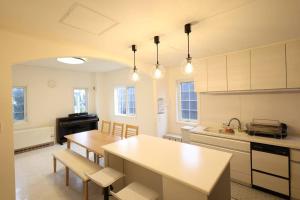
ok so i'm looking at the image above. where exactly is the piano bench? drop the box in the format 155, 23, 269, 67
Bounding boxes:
53, 149, 101, 200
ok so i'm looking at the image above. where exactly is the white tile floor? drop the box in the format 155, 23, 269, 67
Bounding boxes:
15, 144, 283, 200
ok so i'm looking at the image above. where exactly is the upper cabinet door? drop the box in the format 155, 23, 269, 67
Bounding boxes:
286, 40, 300, 88
194, 58, 207, 92
207, 55, 227, 92
251, 44, 286, 90
227, 50, 251, 91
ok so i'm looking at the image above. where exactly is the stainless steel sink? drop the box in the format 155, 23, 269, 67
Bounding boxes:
205, 127, 235, 135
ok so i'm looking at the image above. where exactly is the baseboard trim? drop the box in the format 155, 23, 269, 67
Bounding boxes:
14, 142, 54, 154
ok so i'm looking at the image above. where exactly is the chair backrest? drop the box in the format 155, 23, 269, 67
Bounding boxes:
101, 120, 111, 134
112, 122, 124, 138
125, 124, 139, 138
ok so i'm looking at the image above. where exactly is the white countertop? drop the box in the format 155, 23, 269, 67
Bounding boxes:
102, 134, 232, 195
190, 127, 300, 149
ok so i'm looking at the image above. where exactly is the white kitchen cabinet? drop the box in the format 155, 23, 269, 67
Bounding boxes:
286, 40, 300, 88
291, 161, 300, 199
189, 133, 251, 185
227, 50, 251, 91
194, 58, 208, 92
207, 55, 227, 92
251, 43, 286, 89
191, 141, 251, 185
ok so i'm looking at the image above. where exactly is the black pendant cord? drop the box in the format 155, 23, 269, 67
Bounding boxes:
133, 51, 136, 71
187, 33, 191, 59
156, 43, 159, 67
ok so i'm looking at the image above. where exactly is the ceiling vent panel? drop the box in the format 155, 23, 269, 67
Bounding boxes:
61, 3, 118, 35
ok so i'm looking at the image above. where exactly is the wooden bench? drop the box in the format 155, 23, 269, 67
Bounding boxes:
53, 149, 101, 200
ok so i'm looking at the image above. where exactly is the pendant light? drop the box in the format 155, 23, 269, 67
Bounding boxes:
131, 45, 139, 82
153, 36, 165, 79
183, 23, 193, 74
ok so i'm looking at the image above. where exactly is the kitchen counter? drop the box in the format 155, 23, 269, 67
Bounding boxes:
102, 134, 232, 200
189, 126, 300, 149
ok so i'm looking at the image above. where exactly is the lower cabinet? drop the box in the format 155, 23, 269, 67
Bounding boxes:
291, 149, 300, 200
189, 134, 251, 185
189, 134, 300, 199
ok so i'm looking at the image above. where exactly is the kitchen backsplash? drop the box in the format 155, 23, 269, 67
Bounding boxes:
198, 91, 300, 136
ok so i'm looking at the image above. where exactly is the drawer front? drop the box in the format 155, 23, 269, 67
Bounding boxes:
291, 149, 300, 162
252, 171, 289, 196
191, 142, 250, 173
231, 170, 251, 185
291, 162, 300, 189
190, 134, 250, 152
191, 142, 251, 185
252, 150, 289, 178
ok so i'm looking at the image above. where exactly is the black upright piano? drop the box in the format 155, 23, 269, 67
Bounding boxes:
56, 113, 99, 144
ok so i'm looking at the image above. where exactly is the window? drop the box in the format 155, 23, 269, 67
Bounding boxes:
177, 81, 198, 121
114, 86, 136, 116
73, 89, 88, 113
12, 87, 26, 121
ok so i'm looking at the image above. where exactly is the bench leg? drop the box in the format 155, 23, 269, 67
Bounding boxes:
53, 157, 57, 173
65, 167, 69, 186
83, 181, 88, 200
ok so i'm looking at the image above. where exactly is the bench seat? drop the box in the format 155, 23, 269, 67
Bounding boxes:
53, 149, 101, 200
53, 149, 101, 180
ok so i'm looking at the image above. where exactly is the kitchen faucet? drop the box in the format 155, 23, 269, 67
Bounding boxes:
227, 118, 242, 132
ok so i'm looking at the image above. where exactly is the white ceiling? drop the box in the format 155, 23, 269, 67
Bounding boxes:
18, 57, 127, 72
1, 0, 300, 69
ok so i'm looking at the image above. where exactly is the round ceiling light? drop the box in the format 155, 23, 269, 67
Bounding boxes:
57, 57, 87, 64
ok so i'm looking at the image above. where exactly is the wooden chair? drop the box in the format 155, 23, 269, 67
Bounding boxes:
101, 120, 111, 134
125, 124, 139, 138
112, 122, 124, 138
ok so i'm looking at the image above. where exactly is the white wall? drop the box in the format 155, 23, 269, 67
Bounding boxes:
96, 68, 157, 136
166, 66, 300, 136
0, 29, 121, 200
12, 65, 96, 130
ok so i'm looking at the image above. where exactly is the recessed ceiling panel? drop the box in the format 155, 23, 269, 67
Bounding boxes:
61, 3, 118, 35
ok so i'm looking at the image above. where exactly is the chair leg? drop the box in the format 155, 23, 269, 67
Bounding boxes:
65, 167, 69, 186
96, 155, 100, 164
86, 149, 89, 159
83, 181, 88, 200
53, 157, 56, 173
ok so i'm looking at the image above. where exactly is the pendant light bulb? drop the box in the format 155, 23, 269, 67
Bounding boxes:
154, 65, 162, 79
184, 58, 193, 74
131, 70, 140, 82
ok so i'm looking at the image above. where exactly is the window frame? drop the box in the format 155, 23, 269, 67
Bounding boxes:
114, 86, 136, 117
12, 86, 27, 123
73, 88, 89, 113
176, 80, 198, 123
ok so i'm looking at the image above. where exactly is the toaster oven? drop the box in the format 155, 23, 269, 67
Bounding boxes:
246, 119, 287, 139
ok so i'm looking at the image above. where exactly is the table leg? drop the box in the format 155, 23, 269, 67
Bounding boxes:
103, 186, 109, 200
